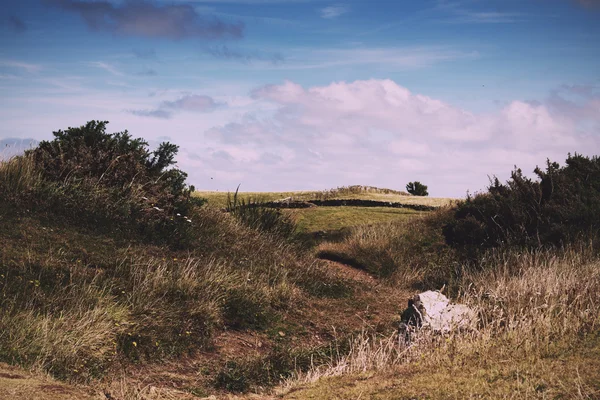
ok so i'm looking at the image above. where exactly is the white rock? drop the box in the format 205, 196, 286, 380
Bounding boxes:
404, 290, 476, 333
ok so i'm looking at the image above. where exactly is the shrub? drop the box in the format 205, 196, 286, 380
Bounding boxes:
1, 121, 206, 248
444, 154, 600, 253
28, 120, 192, 211
406, 181, 428, 196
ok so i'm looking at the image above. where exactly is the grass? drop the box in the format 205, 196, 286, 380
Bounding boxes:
281, 246, 600, 399
283, 338, 600, 399
288, 206, 424, 234
0, 155, 354, 389
3, 150, 599, 399
194, 187, 456, 209
315, 209, 456, 283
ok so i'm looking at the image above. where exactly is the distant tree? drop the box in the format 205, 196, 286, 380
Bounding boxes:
406, 181, 429, 196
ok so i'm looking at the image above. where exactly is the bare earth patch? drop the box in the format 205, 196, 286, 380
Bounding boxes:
0, 363, 98, 400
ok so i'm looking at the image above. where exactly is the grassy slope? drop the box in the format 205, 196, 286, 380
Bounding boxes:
4, 168, 598, 400
284, 334, 600, 399
281, 249, 600, 399
0, 200, 414, 397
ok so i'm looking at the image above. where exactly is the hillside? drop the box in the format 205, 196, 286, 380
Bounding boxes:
1, 123, 599, 399
0, 124, 421, 398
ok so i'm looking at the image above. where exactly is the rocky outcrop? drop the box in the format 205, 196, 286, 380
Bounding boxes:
400, 290, 476, 334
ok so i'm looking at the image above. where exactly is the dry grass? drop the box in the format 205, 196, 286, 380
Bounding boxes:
0, 154, 42, 195
315, 209, 455, 283
0, 194, 351, 384
281, 245, 600, 398
194, 187, 456, 209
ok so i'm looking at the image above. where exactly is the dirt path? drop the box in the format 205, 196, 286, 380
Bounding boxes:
321, 259, 377, 285
0, 363, 99, 400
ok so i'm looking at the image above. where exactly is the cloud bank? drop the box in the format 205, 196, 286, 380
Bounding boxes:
185, 79, 599, 196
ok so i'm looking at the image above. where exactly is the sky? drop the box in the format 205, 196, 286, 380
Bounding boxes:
1, 0, 599, 197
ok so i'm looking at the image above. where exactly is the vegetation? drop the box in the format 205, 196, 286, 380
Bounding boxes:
3, 121, 205, 249
0, 121, 353, 394
195, 187, 452, 208
226, 186, 297, 239
444, 154, 600, 253
315, 209, 455, 283
279, 155, 600, 398
291, 206, 422, 234
1, 124, 597, 399
406, 181, 429, 196
283, 245, 600, 399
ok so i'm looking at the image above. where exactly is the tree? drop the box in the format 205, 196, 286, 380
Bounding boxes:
406, 181, 428, 196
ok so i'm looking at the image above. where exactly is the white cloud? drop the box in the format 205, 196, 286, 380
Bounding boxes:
320, 5, 349, 19
2, 77, 597, 197
194, 79, 600, 196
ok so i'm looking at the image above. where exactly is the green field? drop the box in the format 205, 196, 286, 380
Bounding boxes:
195, 188, 454, 238
288, 206, 423, 233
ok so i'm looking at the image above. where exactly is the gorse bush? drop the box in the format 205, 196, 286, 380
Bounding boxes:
444, 154, 600, 253
29, 120, 194, 212
1, 121, 206, 248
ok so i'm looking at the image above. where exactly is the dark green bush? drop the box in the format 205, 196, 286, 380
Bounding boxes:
406, 181, 428, 196
444, 154, 600, 253
15, 120, 204, 248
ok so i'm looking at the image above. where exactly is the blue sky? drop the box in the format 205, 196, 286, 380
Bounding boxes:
1, 0, 599, 196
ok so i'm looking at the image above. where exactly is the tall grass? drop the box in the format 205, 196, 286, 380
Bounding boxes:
0, 154, 42, 195
0, 252, 299, 380
226, 187, 297, 238
283, 245, 600, 395
316, 209, 456, 285
0, 181, 351, 382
